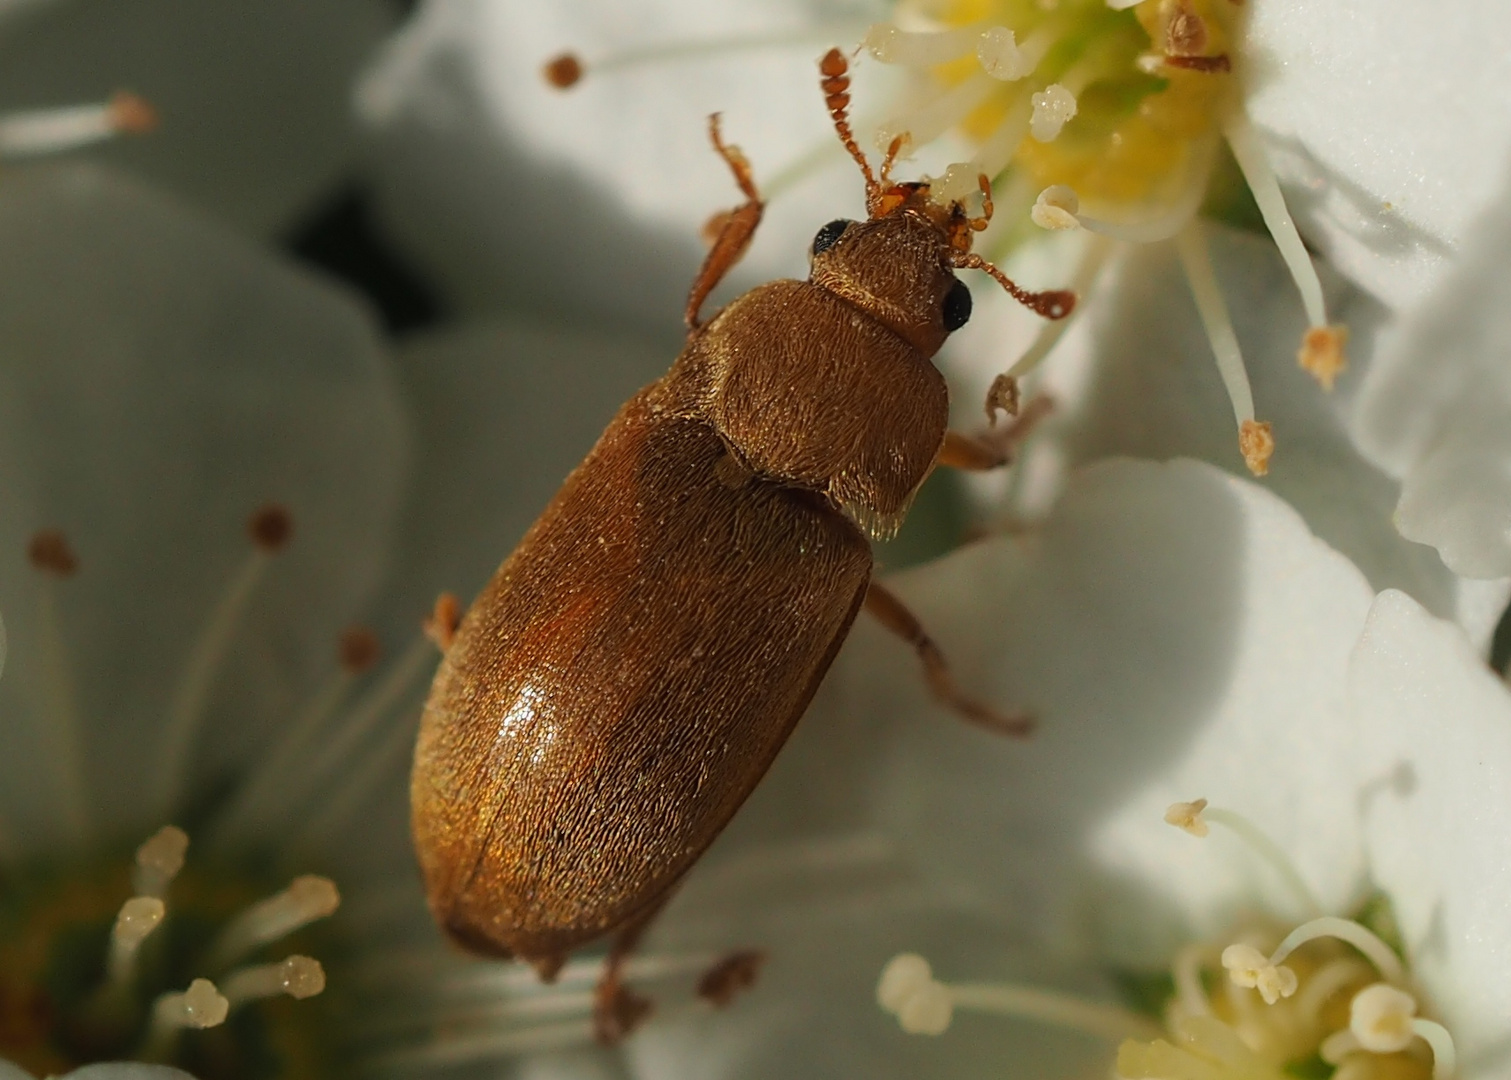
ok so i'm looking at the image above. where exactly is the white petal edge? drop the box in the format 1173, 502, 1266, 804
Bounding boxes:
1347, 589, 1511, 1074
1351, 159, 1511, 579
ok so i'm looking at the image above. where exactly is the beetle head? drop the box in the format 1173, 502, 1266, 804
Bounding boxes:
814, 47, 1075, 344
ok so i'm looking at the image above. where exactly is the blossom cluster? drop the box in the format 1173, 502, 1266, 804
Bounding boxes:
1, 1, 1510, 1079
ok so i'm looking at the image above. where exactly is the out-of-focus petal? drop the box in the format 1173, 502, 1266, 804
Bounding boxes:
376, 317, 667, 627
824, 459, 1373, 965
0, 0, 397, 233
0, 163, 408, 840
1244, 1, 1511, 312
1347, 590, 1511, 1076
1352, 166, 1511, 580
357, 0, 873, 326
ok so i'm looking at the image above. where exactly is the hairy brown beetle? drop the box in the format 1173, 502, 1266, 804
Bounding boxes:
411, 48, 1074, 1042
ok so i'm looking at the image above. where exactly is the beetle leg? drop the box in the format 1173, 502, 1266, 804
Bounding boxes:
863, 580, 1033, 738
685, 113, 765, 331
935, 394, 1054, 472
592, 906, 662, 1044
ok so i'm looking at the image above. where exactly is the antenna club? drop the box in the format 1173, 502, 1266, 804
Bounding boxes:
817, 47, 880, 207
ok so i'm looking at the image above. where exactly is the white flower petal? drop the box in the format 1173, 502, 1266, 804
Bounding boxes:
952, 225, 1508, 647
358, 0, 871, 324
1347, 589, 1511, 1074
62, 1067, 200, 1080
0, 0, 397, 233
377, 317, 667, 625
0, 163, 408, 838
828, 458, 1374, 964
1244, 1, 1511, 311
1351, 164, 1511, 580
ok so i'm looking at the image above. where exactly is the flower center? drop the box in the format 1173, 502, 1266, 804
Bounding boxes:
878, 800, 1458, 1080
867, 0, 1240, 233
0, 827, 339, 1079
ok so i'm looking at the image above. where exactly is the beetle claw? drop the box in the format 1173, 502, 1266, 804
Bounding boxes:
593, 975, 654, 1044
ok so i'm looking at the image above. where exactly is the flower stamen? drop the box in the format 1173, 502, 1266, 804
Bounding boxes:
1165, 798, 1323, 915
204, 873, 340, 972
0, 92, 156, 158
878, 952, 1160, 1040
1220, 942, 1298, 1004
140, 977, 229, 1059
1173, 223, 1273, 476
220, 955, 327, 1011
152, 503, 294, 820
1224, 111, 1349, 390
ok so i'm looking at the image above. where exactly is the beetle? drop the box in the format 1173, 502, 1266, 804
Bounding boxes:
410, 47, 1075, 1043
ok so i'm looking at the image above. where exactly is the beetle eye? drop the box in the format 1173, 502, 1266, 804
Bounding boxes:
942, 279, 972, 332
811, 219, 852, 257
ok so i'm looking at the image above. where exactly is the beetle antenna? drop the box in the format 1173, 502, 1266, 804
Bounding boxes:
818, 47, 881, 213
878, 134, 907, 188
953, 251, 1077, 320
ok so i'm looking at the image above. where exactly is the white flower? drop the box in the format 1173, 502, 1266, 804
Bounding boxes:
357, 0, 1511, 594
839, 457, 1510, 1080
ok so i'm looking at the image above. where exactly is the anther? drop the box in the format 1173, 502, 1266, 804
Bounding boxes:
1165, 54, 1231, 73
1221, 942, 1298, 1004
1346, 983, 1417, 1053
976, 27, 1028, 80
877, 953, 954, 1035
107, 896, 166, 986
28, 529, 79, 577
107, 91, 158, 135
1298, 325, 1350, 391
206, 874, 341, 971
247, 502, 293, 552
1164, 798, 1210, 837
1165, 3, 1210, 57
221, 955, 327, 1010
133, 824, 189, 897
142, 977, 229, 1057
1029, 84, 1077, 142
985, 373, 1020, 424
339, 625, 381, 673
543, 52, 584, 89
1031, 185, 1081, 230
1240, 420, 1275, 477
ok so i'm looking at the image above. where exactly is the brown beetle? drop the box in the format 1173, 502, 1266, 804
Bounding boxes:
411, 48, 1074, 1042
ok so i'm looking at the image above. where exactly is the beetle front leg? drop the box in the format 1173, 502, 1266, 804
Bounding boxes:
684, 114, 765, 331
935, 394, 1053, 472
863, 581, 1032, 737
592, 901, 665, 1044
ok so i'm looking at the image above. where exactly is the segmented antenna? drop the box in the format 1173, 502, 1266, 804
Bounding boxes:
818, 48, 882, 214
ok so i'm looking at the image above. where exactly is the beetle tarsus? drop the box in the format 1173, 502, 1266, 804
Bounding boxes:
696, 949, 766, 1008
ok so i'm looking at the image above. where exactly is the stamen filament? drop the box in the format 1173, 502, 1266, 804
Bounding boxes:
208, 665, 356, 846
1007, 232, 1114, 379
373, 1018, 593, 1069
1223, 112, 1327, 328
879, 71, 999, 154
282, 634, 434, 803
949, 982, 1164, 1040
1268, 916, 1406, 986
865, 23, 986, 67
153, 548, 272, 820
1295, 956, 1373, 1023
221, 956, 326, 1011
204, 875, 340, 972
1412, 1019, 1456, 1080
1171, 944, 1215, 1018
1175, 220, 1272, 476
35, 578, 91, 844
577, 24, 867, 78
1200, 807, 1323, 916
0, 93, 155, 157
288, 711, 415, 860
